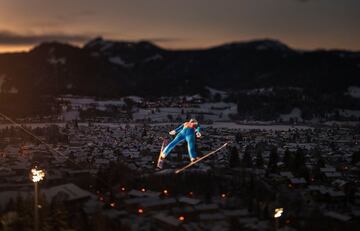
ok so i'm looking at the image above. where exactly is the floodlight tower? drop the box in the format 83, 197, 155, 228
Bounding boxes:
31, 167, 45, 231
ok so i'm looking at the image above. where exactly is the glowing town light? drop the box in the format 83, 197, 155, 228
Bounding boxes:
31, 168, 45, 183
163, 189, 168, 195
141, 188, 146, 192
110, 202, 116, 208
178, 216, 185, 221
138, 208, 144, 214
274, 208, 284, 218
121, 187, 126, 192
189, 192, 193, 196
221, 193, 226, 198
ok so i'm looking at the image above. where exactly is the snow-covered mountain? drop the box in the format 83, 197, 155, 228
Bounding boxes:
0, 37, 359, 116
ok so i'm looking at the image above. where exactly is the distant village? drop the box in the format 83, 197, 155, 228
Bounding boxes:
0, 93, 359, 230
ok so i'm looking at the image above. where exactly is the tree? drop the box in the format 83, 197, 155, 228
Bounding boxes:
283, 148, 293, 170
255, 150, 264, 168
235, 133, 242, 143
294, 148, 305, 168
124, 98, 135, 120
313, 146, 325, 168
316, 156, 325, 168
293, 148, 306, 176
229, 146, 240, 168
268, 146, 279, 173
46, 125, 60, 144
351, 150, 360, 165
242, 145, 253, 167
124, 98, 135, 111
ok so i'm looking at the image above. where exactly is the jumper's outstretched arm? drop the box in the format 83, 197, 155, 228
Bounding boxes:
174, 124, 184, 133
170, 124, 184, 135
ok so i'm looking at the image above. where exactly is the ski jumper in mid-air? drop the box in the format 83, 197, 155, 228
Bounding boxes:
157, 119, 201, 169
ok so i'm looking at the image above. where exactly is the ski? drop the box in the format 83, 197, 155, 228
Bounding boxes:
175, 143, 228, 174
156, 138, 168, 169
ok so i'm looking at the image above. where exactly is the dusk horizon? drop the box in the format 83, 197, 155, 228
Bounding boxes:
1, 35, 360, 54
1, 0, 359, 52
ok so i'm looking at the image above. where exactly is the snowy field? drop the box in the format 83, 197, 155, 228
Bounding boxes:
58, 96, 127, 110
132, 102, 237, 122
57, 95, 237, 122
339, 109, 360, 118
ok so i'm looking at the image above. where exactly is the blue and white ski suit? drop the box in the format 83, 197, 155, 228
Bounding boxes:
162, 122, 200, 159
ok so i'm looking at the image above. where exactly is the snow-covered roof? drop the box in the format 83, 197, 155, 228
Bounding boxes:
324, 211, 351, 222
43, 183, 92, 202
178, 196, 201, 205
153, 213, 181, 227
127, 189, 160, 198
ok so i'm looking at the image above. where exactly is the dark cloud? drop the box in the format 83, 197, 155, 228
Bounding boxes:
0, 31, 92, 45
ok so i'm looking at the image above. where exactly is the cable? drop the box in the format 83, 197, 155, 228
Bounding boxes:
0, 112, 73, 162
0, 112, 112, 192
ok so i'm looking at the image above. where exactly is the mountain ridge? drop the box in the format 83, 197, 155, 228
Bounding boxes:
0, 37, 359, 117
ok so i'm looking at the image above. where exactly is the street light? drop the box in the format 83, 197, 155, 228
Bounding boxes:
31, 167, 45, 231
274, 208, 283, 231
31, 168, 45, 183
274, 208, 283, 218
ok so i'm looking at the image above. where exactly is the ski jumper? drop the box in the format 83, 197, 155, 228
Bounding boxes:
162, 122, 200, 159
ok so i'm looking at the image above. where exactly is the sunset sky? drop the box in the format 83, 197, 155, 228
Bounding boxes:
0, 0, 359, 53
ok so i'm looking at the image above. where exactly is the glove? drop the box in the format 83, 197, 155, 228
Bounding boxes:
169, 130, 176, 136
196, 132, 202, 138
